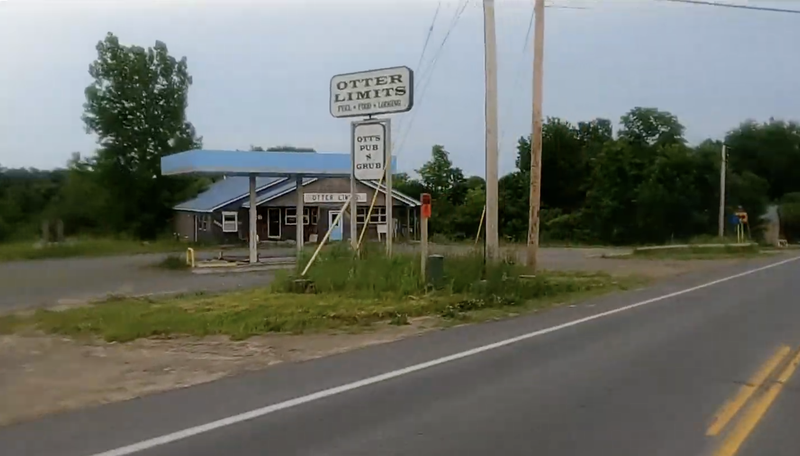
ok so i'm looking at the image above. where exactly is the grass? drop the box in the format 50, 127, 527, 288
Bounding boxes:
628, 244, 763, 260
0, 246, 645, 342
0, 238, 195, 262
154, 254, 190, 270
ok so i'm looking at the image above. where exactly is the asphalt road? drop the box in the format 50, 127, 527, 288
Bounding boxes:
0, 245, 715, 312
3, 255, 800, 456
0, 252, 279, 312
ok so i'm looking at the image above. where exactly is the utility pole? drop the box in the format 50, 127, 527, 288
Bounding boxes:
483, 0, 500, 261
527, 0, 545, 269
718, 144, 727, 238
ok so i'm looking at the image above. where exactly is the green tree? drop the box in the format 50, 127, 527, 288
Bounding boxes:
417, 145, 465, 201
619, 107, 685, 147
725, 120, 800, 200
82, 33, 202, 238
392, 172, 425, 200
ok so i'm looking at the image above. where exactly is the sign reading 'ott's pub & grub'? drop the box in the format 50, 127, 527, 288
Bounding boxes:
353, 122, 386, 180
330, 66, 414, 118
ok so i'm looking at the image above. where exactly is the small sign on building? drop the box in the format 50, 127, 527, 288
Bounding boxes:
304, 193, 368, 204
330, 66, 414, 118
353, 122, 386, 180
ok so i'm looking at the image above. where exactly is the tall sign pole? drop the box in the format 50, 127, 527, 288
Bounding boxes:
330, 66, 413, 255
527, 0, 545, 269
483, 0, 500, 262
350, 121, 358, 250
385, 118, 393, 256
718, 143, 727, 238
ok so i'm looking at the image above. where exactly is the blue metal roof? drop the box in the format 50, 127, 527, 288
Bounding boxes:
161, 150, 397, 178
174, 176, 285, 212
242, 178, 318, 208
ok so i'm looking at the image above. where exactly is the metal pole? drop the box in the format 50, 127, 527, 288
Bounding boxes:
718, 144, 727, 238
385, 118, 393, 257
248, 174, 258, 264
350, 121, 358, 250
421, 216, 429, 280
483, 0, 500, 262
527, 0, 545, 269
296, 175, 304, 257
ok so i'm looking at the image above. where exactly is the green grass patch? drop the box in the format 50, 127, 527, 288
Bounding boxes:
0, 246, 645, 342
0, 238, 196, 262
629, 244, 762, 260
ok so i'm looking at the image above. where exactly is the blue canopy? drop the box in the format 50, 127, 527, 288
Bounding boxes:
161, 150, 397, 178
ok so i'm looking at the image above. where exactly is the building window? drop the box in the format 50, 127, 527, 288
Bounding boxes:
221, 211, 238, 232
199, 215, 209, 231
370, 207, 387, 224
285, 208, 315, 226
356, 207, 387, 224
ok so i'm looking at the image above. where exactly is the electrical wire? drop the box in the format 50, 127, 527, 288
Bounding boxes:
394, 0, 471, 157
415, 1, 443, 82
498, 2, 535, 157
659, 0, 800, 14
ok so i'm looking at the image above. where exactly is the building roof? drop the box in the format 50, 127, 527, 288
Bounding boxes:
241, 178, 319, 208
178, 177, 420, 212
161, 149, 397, 178
173, 176, 285, 213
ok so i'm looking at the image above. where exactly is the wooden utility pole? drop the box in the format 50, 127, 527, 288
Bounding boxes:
527, 0, 545, 268
483, 0, 500, 261
718, 144, 727, 238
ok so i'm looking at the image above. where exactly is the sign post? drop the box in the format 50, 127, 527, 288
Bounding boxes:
420, 193, 431, 280
385, 118, 393, 256
331, 66, 414, 254
735, 210, 748, 244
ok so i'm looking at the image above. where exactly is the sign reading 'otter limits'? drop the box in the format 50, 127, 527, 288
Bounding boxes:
330, 66, 414, 118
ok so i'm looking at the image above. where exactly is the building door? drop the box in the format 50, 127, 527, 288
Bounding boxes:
329, 210, 343, 241
267, 208, 281, 239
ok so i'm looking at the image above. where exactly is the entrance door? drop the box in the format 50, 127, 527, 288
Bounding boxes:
267, 208, 281, 239
328, 210, 343, 241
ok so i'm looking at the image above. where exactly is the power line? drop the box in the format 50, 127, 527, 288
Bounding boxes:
498, 1, 535, 157
394, 0, 471, 157
659, 0, 800, 14
415, 1, 442, 77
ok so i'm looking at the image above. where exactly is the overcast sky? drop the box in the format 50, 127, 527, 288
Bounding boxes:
1, 0, 798, 176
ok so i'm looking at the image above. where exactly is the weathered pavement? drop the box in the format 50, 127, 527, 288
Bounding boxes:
0, 251, 285, 312
2, 254, 799, 456
0, 246, 740, 312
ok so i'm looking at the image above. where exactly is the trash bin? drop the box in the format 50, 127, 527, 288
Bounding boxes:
426, 254, 445, 288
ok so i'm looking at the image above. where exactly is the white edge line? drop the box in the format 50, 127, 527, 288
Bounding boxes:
90, 255, 800, 456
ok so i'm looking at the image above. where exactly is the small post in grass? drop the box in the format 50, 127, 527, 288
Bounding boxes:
420, 193, 431, 282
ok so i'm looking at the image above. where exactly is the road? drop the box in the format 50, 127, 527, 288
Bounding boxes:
0, 245, 729, 312
0, 252, 282, 312
3, 255, 800, 456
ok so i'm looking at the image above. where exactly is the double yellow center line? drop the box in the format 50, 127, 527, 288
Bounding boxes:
708, 345, 800, 456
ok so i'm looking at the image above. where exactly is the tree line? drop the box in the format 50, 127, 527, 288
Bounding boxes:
394, 109, 800, 245
1, 33, 799, 245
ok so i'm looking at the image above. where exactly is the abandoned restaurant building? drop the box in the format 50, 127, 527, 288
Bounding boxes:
173, 175, 422, 245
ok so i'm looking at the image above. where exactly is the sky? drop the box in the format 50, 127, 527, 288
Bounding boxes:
1, 0, 799, 177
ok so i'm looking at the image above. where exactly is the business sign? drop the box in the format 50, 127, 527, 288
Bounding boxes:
353, 122, 386, 180
330, 66, 414, 118
304, 193, 368, 204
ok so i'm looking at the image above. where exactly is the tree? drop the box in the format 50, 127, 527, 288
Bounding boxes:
392, 173, 425, 200
619, 107, 686, 147
516, 118, 589, 212
82, 33, 202, 238
725, 120, 800, 200
417, 145, 465, 201
266, 145, 316, 152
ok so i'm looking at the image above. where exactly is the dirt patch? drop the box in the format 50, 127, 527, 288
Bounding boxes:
0, 320, 434, 427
